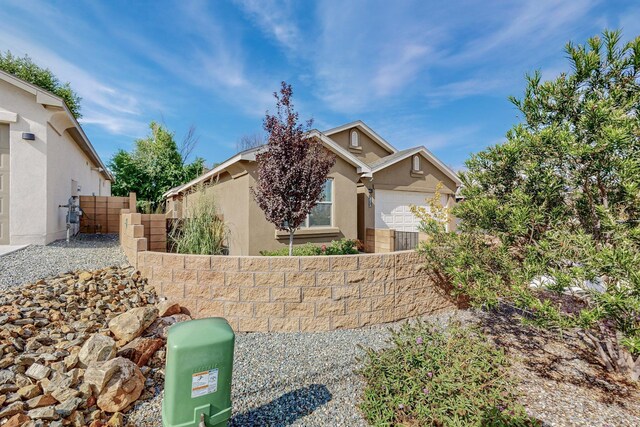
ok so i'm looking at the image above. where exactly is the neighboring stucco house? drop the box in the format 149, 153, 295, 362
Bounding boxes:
164, 121, 461, 255
0, 70, 113, 245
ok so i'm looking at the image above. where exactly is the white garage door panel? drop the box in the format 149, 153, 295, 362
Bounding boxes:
375, 190, 445, 232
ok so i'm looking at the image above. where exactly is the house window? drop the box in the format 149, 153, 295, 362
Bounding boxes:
413, 155, 421, 171
304, 179, 332, 227
350, 130, 359, 147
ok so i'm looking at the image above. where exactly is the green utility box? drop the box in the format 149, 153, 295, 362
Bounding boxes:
163, 318, 235, 427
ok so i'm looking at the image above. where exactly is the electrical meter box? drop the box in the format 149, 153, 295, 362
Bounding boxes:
163, 318, 235, 427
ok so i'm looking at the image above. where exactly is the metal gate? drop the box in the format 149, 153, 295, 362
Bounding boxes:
394, 231, 419, 251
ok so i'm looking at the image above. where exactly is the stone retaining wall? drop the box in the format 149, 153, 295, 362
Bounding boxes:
120, 212, 454, 332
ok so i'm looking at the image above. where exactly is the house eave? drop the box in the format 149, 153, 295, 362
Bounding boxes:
0, 69, 113, 181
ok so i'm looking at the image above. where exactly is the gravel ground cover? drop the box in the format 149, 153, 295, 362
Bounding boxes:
128, 311, 471, 427
0, 234, 127, 289
478, 308, 640, 427
130, 308, 640, 427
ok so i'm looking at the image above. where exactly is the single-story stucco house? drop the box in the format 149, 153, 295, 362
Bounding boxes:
0, 70, 113, 245
164, 121, 461, 255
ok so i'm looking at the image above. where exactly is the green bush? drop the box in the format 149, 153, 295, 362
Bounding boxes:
325, 238, 359, 255
417, 30, 640, 381
260, 238, 359, 256
359, 321, 538, 427
260, 242, 323, 256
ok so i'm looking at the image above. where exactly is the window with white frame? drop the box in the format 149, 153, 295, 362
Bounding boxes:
350, 129, 359, 147
303, 179, 332, 227
413, 155, 421, 171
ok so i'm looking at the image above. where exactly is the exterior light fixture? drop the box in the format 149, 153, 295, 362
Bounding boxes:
368, 188, 374, 208
22, 132, 35, 140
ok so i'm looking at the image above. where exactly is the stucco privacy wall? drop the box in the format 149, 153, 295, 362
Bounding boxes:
121, 213, 454, 332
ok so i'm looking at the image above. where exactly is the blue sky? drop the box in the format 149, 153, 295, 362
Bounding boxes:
1, 0, 639, 171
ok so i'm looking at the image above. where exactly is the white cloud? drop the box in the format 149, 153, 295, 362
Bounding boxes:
233, 0, 302, 51
0, 24, 151, 137
447, 0, 596, 65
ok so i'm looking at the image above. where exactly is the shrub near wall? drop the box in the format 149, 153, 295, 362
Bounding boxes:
136, 251, 454, 332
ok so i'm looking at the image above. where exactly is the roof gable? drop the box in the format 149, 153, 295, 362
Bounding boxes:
323, 120, 397, 155
371, 146, 462, 186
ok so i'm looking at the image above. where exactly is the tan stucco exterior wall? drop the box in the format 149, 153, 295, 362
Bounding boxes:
186, 170, 252, 256
0, 79, 110, 245
246, 155, 360, 255
373, 154, 458, 193
328, 128, 393, 164
181, 155, 361, 255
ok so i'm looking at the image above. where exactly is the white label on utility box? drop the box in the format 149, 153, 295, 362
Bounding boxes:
191, 369, 218, 398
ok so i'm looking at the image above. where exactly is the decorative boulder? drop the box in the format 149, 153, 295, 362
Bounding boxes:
157, 300, 181, 317
94, 358, 145, 413
108, 307, 158, 344
116, 337, 164, 367
78, 334, 117, 367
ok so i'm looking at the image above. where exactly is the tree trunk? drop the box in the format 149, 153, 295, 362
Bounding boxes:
288, 230, 294, 256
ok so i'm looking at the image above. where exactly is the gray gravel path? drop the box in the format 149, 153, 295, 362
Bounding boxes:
0, 234, 128, 289
128, 311, 465, 427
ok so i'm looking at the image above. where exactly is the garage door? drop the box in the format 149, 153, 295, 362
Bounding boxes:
0, 124, 9, 244
375, 189, 445, 232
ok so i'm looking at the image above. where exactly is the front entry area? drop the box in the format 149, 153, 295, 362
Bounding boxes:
0, 124, 9, 244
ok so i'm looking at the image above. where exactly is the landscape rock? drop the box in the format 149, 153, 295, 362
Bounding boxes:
4, 413, 31, 427
27, 393, 57, 409
95, 357, 145, 413
0, 266, 164, 425
0, 401, 24, 417
106, 412, 124, 427
117, 337, 164, 367
27, 406, 58, 420
51, 387, 81, 403
55, 396, 83, 417
78, 271, 93, 282
85, 359, 123, 394
157, 300, 181, 317
18, 383, 41, 399
109, 307, 158, 344
78, 334, 116, 367
0, 369, 16, 384
25, 363, 51, 380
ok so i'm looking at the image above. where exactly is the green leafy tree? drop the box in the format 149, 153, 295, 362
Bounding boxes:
0, 51, 82, 118
420, 30, 640, 381
109, 122, 205, 210
457, 30, 640, 244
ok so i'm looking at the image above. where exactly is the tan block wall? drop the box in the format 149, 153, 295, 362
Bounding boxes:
134, 249, 453, 332
122, 211, 453, 332
141, 214, 167, 252
365, 228, 395, 253
365, 228, 430, 253
80, 195, 131, 234
120, 212, 167, 264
